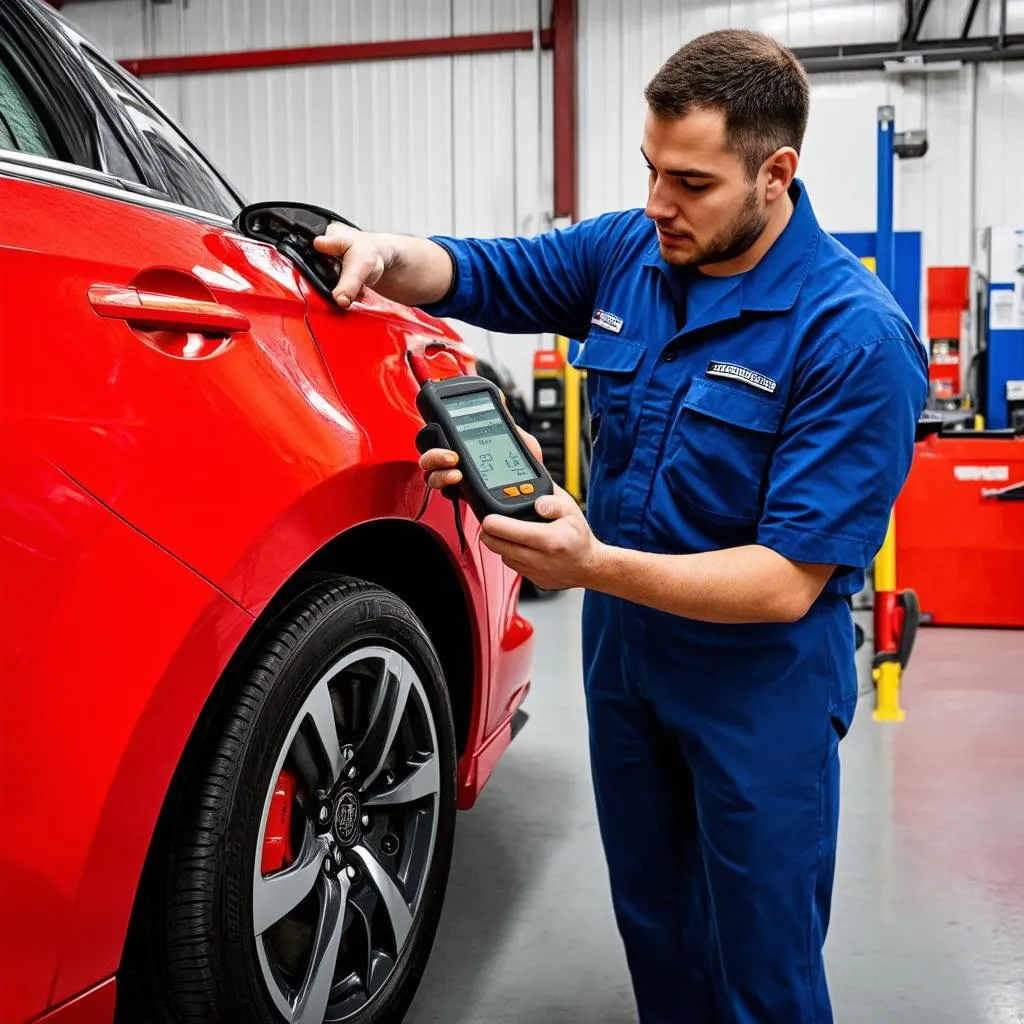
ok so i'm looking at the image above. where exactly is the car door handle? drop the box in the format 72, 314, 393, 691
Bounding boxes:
88, 284, 250, 335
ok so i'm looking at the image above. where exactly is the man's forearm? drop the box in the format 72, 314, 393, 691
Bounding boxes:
583, 543, 834, 624
374, 235, 455, 307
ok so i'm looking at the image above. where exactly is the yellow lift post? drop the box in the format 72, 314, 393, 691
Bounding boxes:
530, 337, 587, 505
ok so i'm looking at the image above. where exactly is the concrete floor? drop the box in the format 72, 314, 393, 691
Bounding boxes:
407, 588, 1024, 1024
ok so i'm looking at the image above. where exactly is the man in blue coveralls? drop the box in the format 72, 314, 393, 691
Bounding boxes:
316, 28, 928, 1023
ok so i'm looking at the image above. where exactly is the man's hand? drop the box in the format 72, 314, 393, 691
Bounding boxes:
313, 227, 455, 310
313, 223, 392, 309
479, 487, 603, 592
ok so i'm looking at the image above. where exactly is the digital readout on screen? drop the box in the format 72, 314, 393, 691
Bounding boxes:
442, 392, 535, 490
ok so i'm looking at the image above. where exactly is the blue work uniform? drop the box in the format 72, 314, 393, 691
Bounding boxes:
421, 180, 928, 1023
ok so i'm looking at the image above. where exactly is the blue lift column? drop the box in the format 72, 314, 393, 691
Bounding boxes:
876, 105, 896, 296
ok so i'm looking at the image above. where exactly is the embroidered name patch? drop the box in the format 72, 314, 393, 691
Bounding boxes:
706, 361, 778, 395
591, 309, 624, 334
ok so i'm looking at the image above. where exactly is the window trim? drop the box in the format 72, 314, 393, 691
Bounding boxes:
0, 151, 237, 231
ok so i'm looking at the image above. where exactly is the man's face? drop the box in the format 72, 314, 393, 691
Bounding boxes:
642, 107, 768, 268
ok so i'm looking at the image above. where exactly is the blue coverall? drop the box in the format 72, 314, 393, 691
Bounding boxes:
421, 180, 929, 1023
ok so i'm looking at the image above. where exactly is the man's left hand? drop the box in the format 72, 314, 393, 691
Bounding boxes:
479, 487, 603, 591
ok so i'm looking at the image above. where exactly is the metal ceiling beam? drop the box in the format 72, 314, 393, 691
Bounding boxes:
791, 33, 1024, 73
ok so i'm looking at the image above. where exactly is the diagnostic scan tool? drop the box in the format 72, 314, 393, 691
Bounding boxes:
415, 375, 554, 524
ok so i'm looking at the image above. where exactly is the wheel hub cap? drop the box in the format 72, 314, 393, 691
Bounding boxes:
332, 789, 361, 848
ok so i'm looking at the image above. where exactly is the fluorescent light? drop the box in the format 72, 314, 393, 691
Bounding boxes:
883, 57, 964, 73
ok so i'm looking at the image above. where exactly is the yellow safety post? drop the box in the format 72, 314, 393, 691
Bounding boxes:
556, 335, 583, 502
872, 512, 906, 722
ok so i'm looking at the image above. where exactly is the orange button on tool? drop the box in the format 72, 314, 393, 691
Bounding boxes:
520, 483, 535, 494
503, 486, 521, 496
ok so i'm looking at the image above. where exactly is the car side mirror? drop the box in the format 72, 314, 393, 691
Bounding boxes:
234, 201, 360, 303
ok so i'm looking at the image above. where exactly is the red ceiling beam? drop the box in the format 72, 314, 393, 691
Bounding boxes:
120, 29, 553, 78
552, 0, 577, 223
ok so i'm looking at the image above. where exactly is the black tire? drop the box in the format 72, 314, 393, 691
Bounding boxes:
118, 575, 458, 1024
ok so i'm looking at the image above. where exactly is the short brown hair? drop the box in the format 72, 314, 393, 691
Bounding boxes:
644, 29, 810, 178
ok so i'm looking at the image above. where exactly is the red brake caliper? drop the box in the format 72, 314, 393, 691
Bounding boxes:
261, 768, 299, 875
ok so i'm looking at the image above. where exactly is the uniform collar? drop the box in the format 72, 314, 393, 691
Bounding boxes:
641, 178, 820, 326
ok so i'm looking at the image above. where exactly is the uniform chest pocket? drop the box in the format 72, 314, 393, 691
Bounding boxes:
572, 335, 647, 469
663, 377, 785, 521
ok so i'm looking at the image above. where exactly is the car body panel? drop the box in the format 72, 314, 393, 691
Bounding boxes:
0, 441, 248, 1022
31, 979, 116, 1024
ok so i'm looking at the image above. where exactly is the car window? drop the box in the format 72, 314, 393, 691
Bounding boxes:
84, 52, 241, 219
0, 55, 57, 159
94, 108, 146, 184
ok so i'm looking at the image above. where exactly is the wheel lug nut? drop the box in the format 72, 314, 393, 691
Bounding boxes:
343, 746, 354, 761
346, 865, 357, 880
383, 771, 395, 787
361, 814, 370, 828
318, 805, 331, 824
323, 856, 335, 876
381, 833, 399, 857
347, 765, 357, 779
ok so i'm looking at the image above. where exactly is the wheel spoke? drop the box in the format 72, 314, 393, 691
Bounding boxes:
364, 754, 439, 808
304, 677, 344, 792
253, 827, 323, 936
353, 652, 411, 791
349, 886, 378, 999
352, 843, 414, 953
291, 872, 350, 1024
290, 731, 320, 797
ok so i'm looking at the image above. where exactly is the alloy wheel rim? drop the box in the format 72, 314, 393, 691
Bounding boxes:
253, 645, 441, 1023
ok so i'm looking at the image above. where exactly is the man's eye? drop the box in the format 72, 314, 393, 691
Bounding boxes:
681, 181, 711, 193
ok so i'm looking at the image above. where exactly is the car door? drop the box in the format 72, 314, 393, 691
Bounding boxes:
0, 2, 375, 604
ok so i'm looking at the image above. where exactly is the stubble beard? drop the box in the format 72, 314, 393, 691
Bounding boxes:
659, 185, 769, 269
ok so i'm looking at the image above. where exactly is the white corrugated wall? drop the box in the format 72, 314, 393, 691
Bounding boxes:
64, 0, 1023, 395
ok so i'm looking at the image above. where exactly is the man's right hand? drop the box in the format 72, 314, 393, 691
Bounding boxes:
313, 223, 392, 309
313, 226, 455, 310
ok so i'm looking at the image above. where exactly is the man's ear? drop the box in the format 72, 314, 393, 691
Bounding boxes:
763, 147, 798, 202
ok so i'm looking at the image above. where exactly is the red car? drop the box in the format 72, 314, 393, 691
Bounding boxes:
0, 3, 534, 1022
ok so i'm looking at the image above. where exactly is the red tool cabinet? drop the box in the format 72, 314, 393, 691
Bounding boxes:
895, 431, 1024, 628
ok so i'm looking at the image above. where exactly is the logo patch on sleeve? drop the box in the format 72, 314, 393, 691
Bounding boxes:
706, 361, 777, 395
591, 309, 624, 334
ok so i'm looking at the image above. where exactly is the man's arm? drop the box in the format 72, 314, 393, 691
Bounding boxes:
588, 542, 834, 623
476, 496, 832, 623
314, 213, 638, 339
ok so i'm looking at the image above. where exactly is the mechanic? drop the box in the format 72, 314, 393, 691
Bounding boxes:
315, 28, 928, 1024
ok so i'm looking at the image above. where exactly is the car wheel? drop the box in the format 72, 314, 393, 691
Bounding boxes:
120, 575, 457, 1024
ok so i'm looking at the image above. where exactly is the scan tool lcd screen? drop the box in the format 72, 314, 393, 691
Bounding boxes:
442, 392, 536, 490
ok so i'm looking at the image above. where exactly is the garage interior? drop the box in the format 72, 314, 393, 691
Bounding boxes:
25, 0, 1024, 1021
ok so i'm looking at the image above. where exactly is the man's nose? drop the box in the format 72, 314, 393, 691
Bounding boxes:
645, 176, 676, 222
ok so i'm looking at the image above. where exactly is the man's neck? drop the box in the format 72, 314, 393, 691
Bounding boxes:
698, 188, 796, 278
